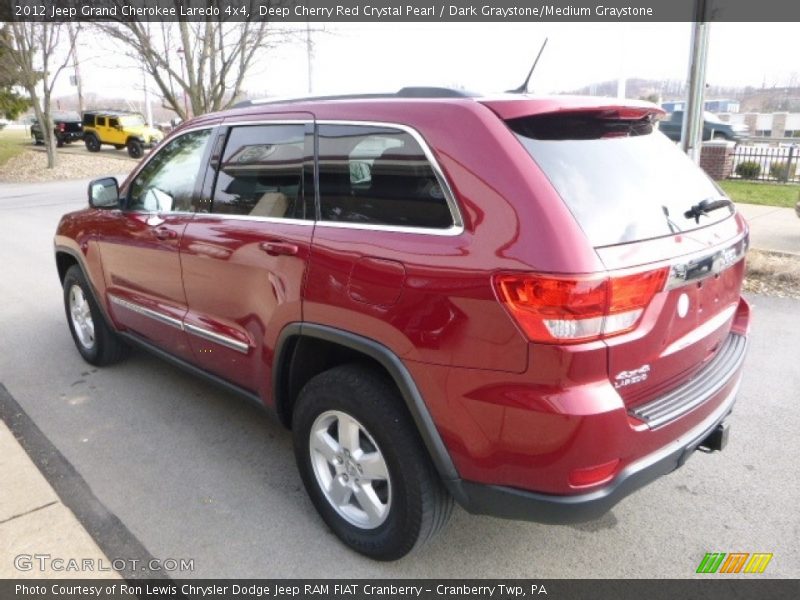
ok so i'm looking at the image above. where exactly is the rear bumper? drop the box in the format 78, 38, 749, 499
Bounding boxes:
449, 377, 740, 523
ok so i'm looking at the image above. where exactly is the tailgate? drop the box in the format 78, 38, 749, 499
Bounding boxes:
597, 228, 747, 408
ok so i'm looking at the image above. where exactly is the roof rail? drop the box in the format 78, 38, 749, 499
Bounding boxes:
232, 86, 477, 109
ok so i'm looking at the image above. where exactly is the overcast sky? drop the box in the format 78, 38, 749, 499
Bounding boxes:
54, 22, 800, 102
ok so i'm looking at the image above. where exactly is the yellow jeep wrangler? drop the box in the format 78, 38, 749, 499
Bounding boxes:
82, 110, 163, 159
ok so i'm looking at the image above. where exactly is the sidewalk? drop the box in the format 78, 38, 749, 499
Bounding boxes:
736, 203, 800, 256
0, 421, 119, 579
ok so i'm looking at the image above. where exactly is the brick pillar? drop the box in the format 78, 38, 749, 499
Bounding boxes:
772, 113, 787, 138
699, 141, 735, 180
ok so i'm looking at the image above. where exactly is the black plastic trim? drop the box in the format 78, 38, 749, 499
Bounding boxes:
119, 332, 273, 418
274, 323, 462, 486
452, 379, 740, 524
630, 333, 747, 428
54, 246, 115, 327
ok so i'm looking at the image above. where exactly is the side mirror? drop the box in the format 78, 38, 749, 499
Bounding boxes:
88, 177, 119, 209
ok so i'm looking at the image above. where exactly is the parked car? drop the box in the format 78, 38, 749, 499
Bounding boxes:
54, 89, 750, 560
82, 110, 163, 158
659, 110, 747, 143
30, 112, 84, 147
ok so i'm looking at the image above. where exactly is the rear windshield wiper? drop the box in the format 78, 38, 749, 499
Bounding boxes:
684, 197, 733, 224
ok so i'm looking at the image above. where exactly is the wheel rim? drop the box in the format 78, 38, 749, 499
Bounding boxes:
68, 284, 95, 350
309, 410, 392, 529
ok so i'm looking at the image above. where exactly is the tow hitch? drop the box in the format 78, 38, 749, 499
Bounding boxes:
699, 422, 730, 452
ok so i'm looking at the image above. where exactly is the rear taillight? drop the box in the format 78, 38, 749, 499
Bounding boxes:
493, 268, 668, 344
58, 123, 65, 132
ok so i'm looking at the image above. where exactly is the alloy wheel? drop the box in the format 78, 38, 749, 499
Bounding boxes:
309, 410, 392, 529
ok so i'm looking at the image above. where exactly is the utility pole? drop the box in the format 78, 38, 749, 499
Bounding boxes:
681, 0, 711, 163
67, 22, 84, 115
142, 67, 154, 126
305, 20, 313, 94
617, 29, 626, 99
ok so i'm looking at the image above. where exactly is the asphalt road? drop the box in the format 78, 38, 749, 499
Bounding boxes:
1, 178, 798, 578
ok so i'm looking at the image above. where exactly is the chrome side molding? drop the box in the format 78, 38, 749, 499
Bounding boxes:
108, 294, 250, 354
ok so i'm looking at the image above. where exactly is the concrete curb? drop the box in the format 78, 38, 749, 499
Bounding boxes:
0, 419, 119, 579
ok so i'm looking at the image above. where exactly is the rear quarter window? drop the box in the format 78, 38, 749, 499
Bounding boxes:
317, 124, 454, 230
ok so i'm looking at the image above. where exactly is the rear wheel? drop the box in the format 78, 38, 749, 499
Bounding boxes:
56, 137, 64, 148
293, 363, 453, 560
127, 139, 143, 159
32, 134, 43, 145
63, 265, 129, 366
84, 134, 101, 152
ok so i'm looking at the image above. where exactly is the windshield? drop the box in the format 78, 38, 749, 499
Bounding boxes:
119, 115, 145, 128
510, 115, 732, 247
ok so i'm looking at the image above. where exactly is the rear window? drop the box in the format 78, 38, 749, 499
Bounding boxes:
509, 114, 732, 247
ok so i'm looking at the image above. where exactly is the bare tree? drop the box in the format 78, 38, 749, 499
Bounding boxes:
0, 23, 77, 168
98, 4, 296, 120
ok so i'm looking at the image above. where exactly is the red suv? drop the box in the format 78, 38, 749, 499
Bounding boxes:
55, 89, 750, 560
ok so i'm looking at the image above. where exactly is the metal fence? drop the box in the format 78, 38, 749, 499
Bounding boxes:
729, 143, 800, 183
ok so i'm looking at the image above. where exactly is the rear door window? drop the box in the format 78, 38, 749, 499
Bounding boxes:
508, 114, 732, 247
317, 124, 453, 229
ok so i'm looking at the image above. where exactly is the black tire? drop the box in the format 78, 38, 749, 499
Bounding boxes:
85, 134, 101, 152
32, 134, 43, 146
127, 139, 143, 159
293, 363, 453, 560
56, 137, 64, 148
62, 265, 129, 366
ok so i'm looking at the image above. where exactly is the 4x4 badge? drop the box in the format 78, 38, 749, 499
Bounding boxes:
614, 364, 651, 388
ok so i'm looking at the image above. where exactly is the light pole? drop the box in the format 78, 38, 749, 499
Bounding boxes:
681, 0, 711, 163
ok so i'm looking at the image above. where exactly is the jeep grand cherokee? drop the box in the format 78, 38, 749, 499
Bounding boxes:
55, 88, 750, 560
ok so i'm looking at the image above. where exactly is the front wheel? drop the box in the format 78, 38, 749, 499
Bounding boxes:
85, 135, 101, 152
127, 139, 143, 159
293, 364, 453, 560
63, 265, 129, 366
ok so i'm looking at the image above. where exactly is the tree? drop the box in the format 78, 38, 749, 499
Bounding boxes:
97, 7, 296, 120
0, 23, 76, 168
0, 35, 30, 120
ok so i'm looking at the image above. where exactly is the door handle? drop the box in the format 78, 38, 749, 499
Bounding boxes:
259, 240, 298, 256
153, 227, 178, 240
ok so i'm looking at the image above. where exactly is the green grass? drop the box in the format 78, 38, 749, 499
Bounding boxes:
718, 179, 800, 209
0, 128, 29, 166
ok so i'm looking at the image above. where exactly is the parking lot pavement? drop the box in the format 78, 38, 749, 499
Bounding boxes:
1, 179, 798, 578
736, 203, 800, 256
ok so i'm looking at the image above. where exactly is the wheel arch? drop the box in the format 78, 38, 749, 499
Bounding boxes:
54, 246, 115, 329
55, 250, 79, 284
274, 323, 460, 484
